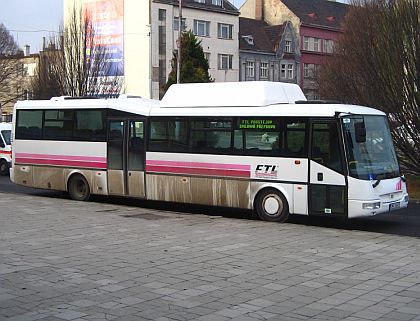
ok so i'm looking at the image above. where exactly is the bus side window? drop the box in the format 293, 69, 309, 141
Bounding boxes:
16, 110, 43, 140
284, 120, 307, 157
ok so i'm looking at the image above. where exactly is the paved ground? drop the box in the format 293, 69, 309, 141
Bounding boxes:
1, 192, 420, 321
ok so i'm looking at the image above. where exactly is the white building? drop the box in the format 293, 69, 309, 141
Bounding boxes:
64, 0, 239, 100
151, 0, 240, 98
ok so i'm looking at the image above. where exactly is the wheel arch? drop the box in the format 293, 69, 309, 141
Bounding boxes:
65, 169, 92, 192
252, 183, 293, 213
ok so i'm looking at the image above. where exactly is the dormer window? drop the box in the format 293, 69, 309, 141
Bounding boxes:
242, 35, 254, 45
307, 12, 318, 19
212, 0, 222, 6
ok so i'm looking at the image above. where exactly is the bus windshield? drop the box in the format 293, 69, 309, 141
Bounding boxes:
1, 130, 11, 145
343, 115, 400, 180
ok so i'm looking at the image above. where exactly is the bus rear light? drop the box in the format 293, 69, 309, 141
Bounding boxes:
404, 195, 409, 203
362, 202, 381, 210
295, 160, 301, 165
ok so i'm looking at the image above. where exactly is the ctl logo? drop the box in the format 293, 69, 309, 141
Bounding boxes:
255, 165, 278, 179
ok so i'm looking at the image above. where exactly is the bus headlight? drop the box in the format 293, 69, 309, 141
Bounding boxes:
362, 202, 381, 210
404, 195, 409, 203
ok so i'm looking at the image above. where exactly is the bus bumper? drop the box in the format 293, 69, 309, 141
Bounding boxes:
348, 193, 409, 218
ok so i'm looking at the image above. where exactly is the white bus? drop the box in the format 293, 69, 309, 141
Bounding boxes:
0, 122, 12, 176
11, 82, 409, 222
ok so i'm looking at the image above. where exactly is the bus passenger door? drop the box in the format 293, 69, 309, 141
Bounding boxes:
107, 119, 145, 198
309, 121, 347, 217
127, 120, 145, 197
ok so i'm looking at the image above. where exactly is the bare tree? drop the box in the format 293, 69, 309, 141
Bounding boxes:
31, 4, 122, 99
319, 0, 420, 175
0, 23, 23, 108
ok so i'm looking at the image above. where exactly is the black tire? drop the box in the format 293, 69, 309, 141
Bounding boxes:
68, 174, 90, 201
0, 160, 9, 176
255, 188, 289, 222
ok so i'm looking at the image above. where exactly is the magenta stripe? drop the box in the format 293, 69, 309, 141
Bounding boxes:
15, 153, 106, 162
15, 157, 107, 169
146, 159, 250, 171
146, 165, 250, 178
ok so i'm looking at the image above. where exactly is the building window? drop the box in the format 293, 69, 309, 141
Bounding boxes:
313, 38, 320, 52
303, 36, 323, 52
304, 63, 320, 78
246, 61, 255, 78
287, 64, 294, 79
194, 20, 210, 37
212, 0, 222, 5
285, 40, 292, 53
158, 9, 166, 21
260, 62, 268, 78
218, 23, 233, 39
173, 17, 186, 31
204, 52, 211, 66
303, 37, 309, 51
280, 64, 286, 78
324, 39, 334, 53
219, 54, 233, 70
242, 35, 254, 45
304, 64, 310, 78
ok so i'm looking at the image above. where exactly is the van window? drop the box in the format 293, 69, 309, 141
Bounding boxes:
1, 130, 11, 145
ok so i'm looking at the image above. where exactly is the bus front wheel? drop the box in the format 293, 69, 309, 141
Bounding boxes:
255, 189, 289, 222
68, 174, 90, 201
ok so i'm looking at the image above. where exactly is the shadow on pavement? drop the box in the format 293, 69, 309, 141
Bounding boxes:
3, 175, 419, 238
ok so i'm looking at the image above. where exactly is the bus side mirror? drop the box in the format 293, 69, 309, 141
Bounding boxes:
355, 122, 366, 143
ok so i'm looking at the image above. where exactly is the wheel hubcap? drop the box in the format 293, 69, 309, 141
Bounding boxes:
263, 195, 282, 215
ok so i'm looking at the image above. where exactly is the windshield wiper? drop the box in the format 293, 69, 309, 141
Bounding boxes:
372, 179, 381, 188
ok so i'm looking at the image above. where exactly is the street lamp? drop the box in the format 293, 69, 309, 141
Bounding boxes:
177, 0, 183, 84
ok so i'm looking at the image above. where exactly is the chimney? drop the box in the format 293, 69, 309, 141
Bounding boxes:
256, 0, 263, 20
24, 45, 30, 56
42, 37, 46, 50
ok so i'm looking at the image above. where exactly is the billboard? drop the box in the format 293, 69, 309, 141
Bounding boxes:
83, 0, 124, 77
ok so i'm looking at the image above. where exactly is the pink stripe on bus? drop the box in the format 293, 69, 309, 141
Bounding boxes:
15, 153, 106, 162
146, 160, 251, 171
15, 157, 107, 169
146, 165, 250, 178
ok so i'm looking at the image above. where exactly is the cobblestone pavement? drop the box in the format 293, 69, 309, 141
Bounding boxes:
1, 192, 420, 321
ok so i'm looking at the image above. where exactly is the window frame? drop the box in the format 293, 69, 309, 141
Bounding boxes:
218, 54, 233, 70
218, 23, 233, 39
194, 19, 210, 37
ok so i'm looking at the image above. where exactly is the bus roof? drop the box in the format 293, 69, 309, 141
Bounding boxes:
160, 81, 307, 107
14, 82, 385, 118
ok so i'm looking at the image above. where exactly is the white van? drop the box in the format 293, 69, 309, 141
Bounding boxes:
0, 122, 12, 175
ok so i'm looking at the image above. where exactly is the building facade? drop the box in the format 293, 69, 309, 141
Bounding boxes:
152, 0, 240, 99
239, 17, 299, 84
0, 46, 38, 118
65, 0, 239, 100
240, 0, 348, 99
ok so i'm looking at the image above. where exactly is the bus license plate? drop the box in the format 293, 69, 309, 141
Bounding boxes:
389, 202, 400, 211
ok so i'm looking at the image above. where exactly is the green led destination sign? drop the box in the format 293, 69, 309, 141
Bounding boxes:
239, 119, 277, 130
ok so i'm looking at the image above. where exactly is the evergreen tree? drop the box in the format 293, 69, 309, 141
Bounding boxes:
164, 31, 212, 93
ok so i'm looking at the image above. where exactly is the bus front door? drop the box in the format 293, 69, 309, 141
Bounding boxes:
308, 121, 347, 217
107, 119, 146, 198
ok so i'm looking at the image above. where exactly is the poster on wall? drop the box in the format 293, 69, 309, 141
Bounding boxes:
83, 0, 124, 78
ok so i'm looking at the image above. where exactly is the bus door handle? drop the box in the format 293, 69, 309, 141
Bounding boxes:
317, 173, 323, 181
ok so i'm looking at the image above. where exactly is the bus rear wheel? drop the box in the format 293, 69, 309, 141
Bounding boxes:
255, 189, 289, 222
0, 160, 9, 176
68, 174, 90, 201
